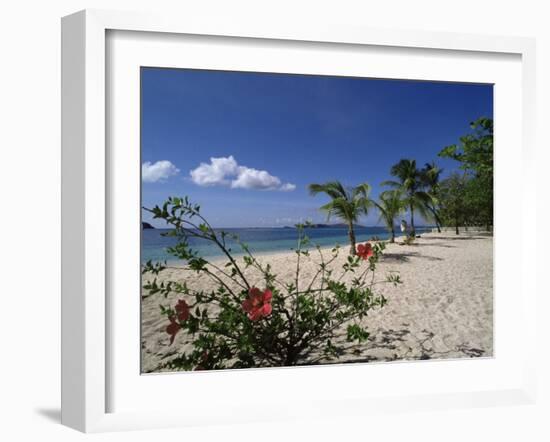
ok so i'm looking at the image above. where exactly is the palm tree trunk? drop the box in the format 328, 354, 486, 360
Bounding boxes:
348, 222, 356, 255
409, 204, 415, 237
455, 217, 459, 235
390, 225, 395, 243
430, 206, 441, 233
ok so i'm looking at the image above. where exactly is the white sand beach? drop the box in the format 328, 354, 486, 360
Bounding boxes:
141, 232, 493, 372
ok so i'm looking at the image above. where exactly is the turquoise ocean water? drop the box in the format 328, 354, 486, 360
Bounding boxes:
141, 226, 432, 264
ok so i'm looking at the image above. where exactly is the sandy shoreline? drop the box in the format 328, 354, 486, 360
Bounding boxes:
141, 232, 493, 372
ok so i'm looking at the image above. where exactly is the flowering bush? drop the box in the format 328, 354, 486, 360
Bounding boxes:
142, 197, 401, 371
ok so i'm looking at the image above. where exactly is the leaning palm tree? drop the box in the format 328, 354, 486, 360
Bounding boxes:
308, 181, 373, 255
421, 161, 443, 233
375, 190, 404, 243
382, 159, 431, 237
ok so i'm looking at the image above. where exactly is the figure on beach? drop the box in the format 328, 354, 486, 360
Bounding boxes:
400, 219, 408, 235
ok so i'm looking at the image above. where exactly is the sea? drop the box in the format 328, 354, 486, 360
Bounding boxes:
141, 225, 433, 264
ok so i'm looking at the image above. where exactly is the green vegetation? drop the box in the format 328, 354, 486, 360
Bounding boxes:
382, 159, 432, 238
439, 117, 493, 230
437, 173, 468, 235
420, 162, 443, 233
143, 197, 395, 370
308, 117, 493, 246
374, 190, 404, 243
308, 181, 374, 255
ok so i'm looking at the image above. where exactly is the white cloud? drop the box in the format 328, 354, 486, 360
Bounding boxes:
230, 167, 282, 190
142, 160, 180, 183
279, 183, 297, 192
189, 156, 296, 191
189, 156, 239, 186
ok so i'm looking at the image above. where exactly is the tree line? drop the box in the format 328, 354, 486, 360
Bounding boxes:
309, 117, 494, 255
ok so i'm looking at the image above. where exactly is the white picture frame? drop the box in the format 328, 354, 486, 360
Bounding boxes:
61, 9, 537, 433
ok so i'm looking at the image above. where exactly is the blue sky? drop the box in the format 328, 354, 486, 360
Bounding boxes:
141, 68, 493, 228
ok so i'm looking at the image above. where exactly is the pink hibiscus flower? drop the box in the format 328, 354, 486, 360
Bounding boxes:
166, 299, 190, 344
242, 287, 273, 321
175, 299, 190, 321
356, 242, 374, 260
166, 316, 181, 345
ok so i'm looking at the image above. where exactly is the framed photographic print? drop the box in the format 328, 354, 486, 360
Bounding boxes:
61, 9, 537, 432
139, 67, 494, 373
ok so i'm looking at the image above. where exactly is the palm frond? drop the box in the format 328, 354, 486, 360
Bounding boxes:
411, 192, 433, 220
375, 188, 405, 231
309, 180, 373, 225
352, 182, 371, 199
308, 181, 348, 199
380, 180, 402, 189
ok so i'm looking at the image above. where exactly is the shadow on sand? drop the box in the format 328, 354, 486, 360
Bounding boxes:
339, 325, 486, 363
408, 242, 455, 248
381, 252, 443, 262
419, 233, 492, 241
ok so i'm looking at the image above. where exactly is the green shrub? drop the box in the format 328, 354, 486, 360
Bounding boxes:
142, 197, 401, 371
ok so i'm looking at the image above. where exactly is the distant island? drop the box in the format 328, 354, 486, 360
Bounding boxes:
282, 223, 366, 229
142, 222, 155, 229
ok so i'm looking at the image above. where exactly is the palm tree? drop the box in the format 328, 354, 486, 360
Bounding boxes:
382, 159, 431, 237
375, 190, 404, 243
421, 162, 443, 233
308, 181, 373, 255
